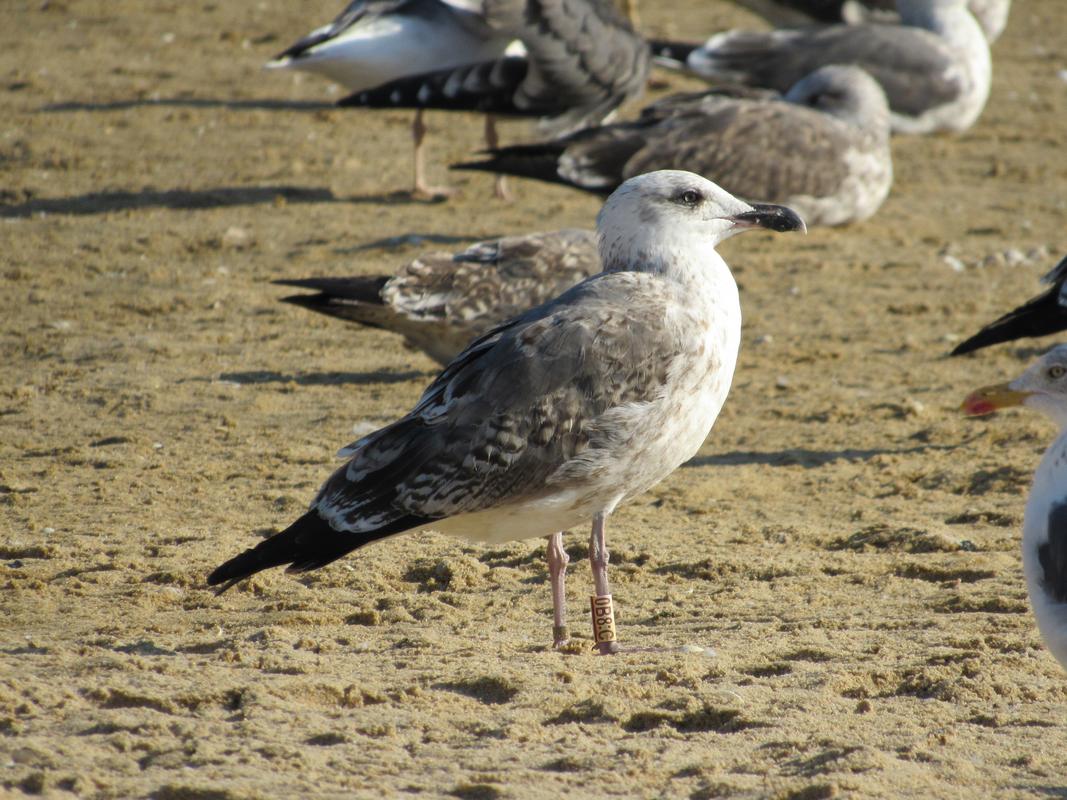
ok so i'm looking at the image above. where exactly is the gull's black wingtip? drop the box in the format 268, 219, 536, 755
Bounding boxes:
207, 510, 338, 590
451, 159, 497, 174
207, 509, 433, 592
948, 287, 1066, 357
949, 337, 982, 357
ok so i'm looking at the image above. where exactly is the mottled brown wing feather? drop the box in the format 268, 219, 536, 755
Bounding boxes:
623, 100, 852, 205
314, 271, 678, 529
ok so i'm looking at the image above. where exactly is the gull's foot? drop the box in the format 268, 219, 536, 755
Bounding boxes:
493, 175, 511, 202
552, 625, 570, 649
596, 640, 621, 656
410, 183, 455, 202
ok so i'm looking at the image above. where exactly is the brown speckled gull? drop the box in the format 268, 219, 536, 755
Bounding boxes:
207, 170, 805, 653
274, 229, 600, 367
458, 65, 892, 227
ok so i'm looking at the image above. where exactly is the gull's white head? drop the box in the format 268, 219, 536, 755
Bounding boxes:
786, 65, 891, 137
596, 170, 805, 274
962, 344, 1067, 430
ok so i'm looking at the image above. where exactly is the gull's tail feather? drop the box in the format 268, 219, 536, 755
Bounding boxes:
274, 276, 398, 330
268, 1, 370, 66
668, 30, 789, 85
648, 39, 702, 70
951, 287, 1065, 356
207, 510, 417, 593
453, 142, 571, 188
275, 276, 389, 304
338, 57, 533, 115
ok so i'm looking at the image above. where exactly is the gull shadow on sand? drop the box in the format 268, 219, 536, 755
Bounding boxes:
214, 369, 427, 387
0, 186, 337, 219
335, 233, 493, 254
39, 97, 336, 114
687, 438, 979, 470
1, 186, 446, 219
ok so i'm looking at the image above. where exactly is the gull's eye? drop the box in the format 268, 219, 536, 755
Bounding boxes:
674, 189, 703, 207
1049, 365, 1066, 380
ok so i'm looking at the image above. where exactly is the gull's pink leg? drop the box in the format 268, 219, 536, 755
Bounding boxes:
546, 531, 570, 648
411, 109, 453, 200
589, 512, 620, 655
484, 115, 509, 201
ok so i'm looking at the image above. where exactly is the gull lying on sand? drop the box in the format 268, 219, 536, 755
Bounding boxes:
275, 229, 599, 366
732, 0, 1010, 43
457, 65, 892, 227
952, 255, 1067, 356
963, 345, 1067, 671
653, 0, 991, 135
208, 170, 805, 653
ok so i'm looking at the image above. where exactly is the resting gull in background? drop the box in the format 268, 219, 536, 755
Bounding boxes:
732, 0, 1010, 42
962, 345, 1067, 671
207, 170, 805, 653
457, 65, 892, 227
337, 0, 650, 197
267, 0, 518, 198
275, 229, 599, 366
652, 0, 991, 135
951, 255, 1067, 356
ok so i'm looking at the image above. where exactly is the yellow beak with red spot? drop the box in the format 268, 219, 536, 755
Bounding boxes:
961, 382, 1033, 417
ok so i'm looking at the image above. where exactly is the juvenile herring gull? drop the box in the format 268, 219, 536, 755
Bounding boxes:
732, 0, 1010, 42
267, 0, 518, 198
962, 345, 1067, 671
951, 255, 1067, 356
207, 170, 805, 653
652, 0, 991, 135
457, 65, 892, 227
275, 229, 599, 366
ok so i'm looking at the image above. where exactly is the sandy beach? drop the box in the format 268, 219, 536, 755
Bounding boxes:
3, 1, 1067, 797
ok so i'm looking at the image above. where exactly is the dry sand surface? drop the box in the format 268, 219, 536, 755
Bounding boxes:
3, 1, 1067, 797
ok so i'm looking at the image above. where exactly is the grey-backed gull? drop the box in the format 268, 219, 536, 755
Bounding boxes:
207, 170, 805, 653
457, 65, 892, 227
337, 0, 649, 197
963, 345, 1067, 671
275, 229, 599, 366
267, 0, 517, 198
652, 0, 991, 135
732, 0, 1010, 43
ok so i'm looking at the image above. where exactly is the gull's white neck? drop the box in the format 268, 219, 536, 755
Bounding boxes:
599, 224, 737, 291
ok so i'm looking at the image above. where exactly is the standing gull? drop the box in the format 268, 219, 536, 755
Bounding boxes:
962, 345, 1067, 671
457, 65, 892, 227
267, 0, 517, 198
951, 255, 1067, 356
207, 170, 805, 653
337, 0, 650, 197
652, 0, 991, 135
275, 229, 599, 366
731, 0, 1010, 42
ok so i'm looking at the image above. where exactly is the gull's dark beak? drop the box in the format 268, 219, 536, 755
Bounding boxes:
729, 203, 807, 234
